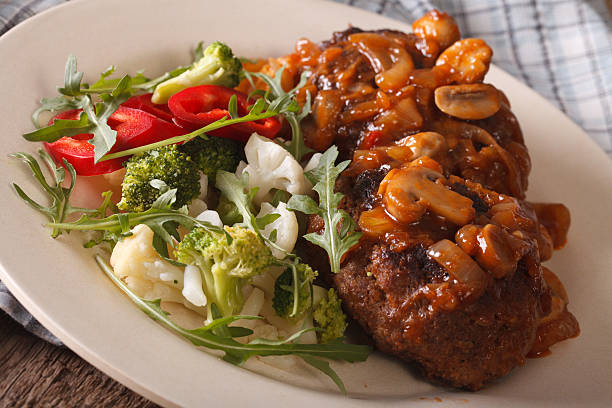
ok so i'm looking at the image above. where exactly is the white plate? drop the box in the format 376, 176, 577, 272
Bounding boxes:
1, 0, 611, 406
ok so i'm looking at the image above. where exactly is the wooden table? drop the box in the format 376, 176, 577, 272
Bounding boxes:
0, 311, 156, 407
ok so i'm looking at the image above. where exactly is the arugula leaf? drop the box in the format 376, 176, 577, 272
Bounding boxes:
215, 170, 291, 258
287, 146, 362, 273
215, 171, 259, 233
24, 112, 92, 142
87, 75, 132, 161
300, 355, 347, 394
48, 204, 222, 243
10, 149, 104, 238
26, 44, 201, 158
96, 255, 370, 393
31, 96, 86, 127
58, 55, 84, 96
246, 68, 314, 161
99, 102, 280, 162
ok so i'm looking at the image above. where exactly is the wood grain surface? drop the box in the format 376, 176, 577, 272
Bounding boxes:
0, 311, 157, 408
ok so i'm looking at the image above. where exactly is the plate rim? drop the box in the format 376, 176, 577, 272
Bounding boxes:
1, 0, 611, 407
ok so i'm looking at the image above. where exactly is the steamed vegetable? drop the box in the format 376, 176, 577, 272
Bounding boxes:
313, 288, 348, 343
11, 47, 374, 395
239, 133, 311, 205
178, 135, 242, 178
176, 226, 275, 317
152, 41, 242, 104
118, 145, 201, 212
272, 263, 316, 320
96, 254, 371, 394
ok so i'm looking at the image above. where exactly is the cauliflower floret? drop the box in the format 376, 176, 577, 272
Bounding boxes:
183, 264, 207, 307
257, 202, 298, 259
110, 224, 185, 303
187, 173, 209, 217
195, 209, 223, 228
239, 133, 310, 204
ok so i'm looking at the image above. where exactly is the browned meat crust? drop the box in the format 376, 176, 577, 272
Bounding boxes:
243, 10, 578, 390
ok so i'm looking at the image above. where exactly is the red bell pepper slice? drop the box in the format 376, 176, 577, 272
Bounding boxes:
168, 85, 281, 142
44, 107, 186, 176
121, 93, 174, 122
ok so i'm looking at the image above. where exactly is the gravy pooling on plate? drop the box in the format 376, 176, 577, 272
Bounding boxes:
239, 9, 579, 390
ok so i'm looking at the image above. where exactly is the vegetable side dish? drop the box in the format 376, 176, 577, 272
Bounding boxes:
10, 9, 578, 393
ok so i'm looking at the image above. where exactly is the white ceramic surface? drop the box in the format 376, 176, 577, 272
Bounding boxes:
1, 0, 611, 406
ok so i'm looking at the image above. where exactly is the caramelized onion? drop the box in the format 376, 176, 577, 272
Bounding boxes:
427, 239, 488, 300
348, 32, 414, 91
359, 206, 398, 236
530, 202, 571, 249
374, 96, 423, 134
456, 224, 530, 279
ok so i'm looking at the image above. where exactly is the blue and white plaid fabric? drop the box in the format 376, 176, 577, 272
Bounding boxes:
1, 0, 611, 344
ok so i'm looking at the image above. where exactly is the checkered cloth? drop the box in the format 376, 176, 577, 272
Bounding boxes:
337, 0, 612, 155
1, 0, 611, 345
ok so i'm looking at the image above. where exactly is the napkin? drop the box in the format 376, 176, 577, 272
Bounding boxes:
1, 0, 611, 346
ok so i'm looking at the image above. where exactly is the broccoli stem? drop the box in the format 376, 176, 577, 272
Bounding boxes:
95, 255, 371, 362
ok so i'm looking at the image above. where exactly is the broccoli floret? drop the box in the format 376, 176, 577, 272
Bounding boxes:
152, 41, 242, 103
272, 263, 317, 320
118, 145, 200, 212
176, 225, 274, 317
313, 288, 348, 343
178, 136, 242, 178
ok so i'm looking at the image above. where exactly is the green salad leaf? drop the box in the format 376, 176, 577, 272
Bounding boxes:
245, 67, 314, 162
287, 146, 362, 273
96, 255, 371, 393
98, 97, 280, 162
25, 43, 203, 161
10, 149, 109, 238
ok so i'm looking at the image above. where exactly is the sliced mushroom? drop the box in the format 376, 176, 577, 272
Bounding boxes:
434, 84, 502, 120
427, 239, 489, 301
378, 166, 475, 225
435, 38, 492, 84
456, 224, 530, 279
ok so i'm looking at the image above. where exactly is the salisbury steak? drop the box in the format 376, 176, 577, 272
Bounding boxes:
306, 171, 562, 390
337, 244, 543, 390
242, 9, 578, 390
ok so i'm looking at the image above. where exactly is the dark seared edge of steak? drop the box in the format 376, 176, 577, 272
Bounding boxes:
332, 242, 545, 390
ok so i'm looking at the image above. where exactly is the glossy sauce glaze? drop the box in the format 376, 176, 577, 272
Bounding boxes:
240, 9, 579, 388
